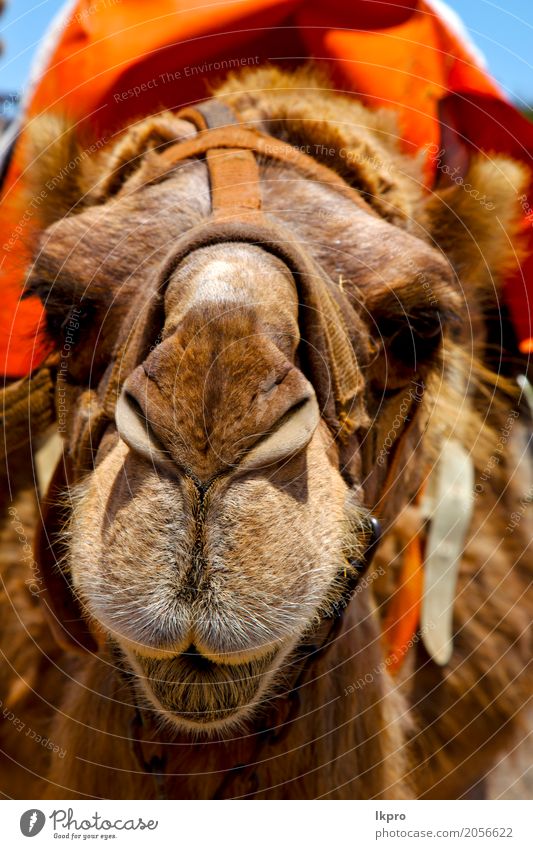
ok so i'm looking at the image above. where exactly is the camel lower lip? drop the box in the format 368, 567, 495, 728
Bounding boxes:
129, 645, 279, 725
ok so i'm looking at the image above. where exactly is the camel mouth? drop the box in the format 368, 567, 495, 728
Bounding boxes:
128, 644, 280, 728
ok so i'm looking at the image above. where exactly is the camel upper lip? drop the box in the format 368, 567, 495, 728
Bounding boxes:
131, 642, 281, 673
120, 633, 284, 666
175, 644, 229, 673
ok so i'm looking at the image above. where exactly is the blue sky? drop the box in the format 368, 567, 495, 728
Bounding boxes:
1, 1, 532, 106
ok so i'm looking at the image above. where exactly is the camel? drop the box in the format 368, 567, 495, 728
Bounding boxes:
0, 67, 531, 800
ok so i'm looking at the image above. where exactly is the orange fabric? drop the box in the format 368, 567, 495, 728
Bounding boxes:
382, 532, 424, 675
1, 0, 532, 375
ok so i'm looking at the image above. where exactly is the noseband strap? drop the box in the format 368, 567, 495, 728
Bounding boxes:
160, 100, 375, 222
175, 101, 263, 219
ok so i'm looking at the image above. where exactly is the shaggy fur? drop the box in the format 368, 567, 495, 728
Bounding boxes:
0, 67, 531, 799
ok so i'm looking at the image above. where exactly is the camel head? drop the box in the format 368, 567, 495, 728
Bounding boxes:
24, 71, 527, 733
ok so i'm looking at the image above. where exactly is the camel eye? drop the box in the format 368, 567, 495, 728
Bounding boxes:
239, 394, 320, 472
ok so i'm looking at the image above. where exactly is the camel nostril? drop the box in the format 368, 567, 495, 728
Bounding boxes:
115, 386, 169, 463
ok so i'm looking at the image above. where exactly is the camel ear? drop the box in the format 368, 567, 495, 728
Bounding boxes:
22, 112, 191, 224
94, 113, 194, 199
424, 155, 530, 295
33, 455, 99, 654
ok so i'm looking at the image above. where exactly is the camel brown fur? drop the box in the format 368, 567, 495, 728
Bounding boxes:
0, 67, 531, 799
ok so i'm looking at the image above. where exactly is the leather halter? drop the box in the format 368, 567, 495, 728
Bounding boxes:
64, 100, 376, 478
158, 101, 375, 220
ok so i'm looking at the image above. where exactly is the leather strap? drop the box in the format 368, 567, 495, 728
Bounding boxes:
178, 101, 262, 220
1, 361, 57, 459
206, 148, 262, 219
178, 99, 240, 131
162, 115, 375, 217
